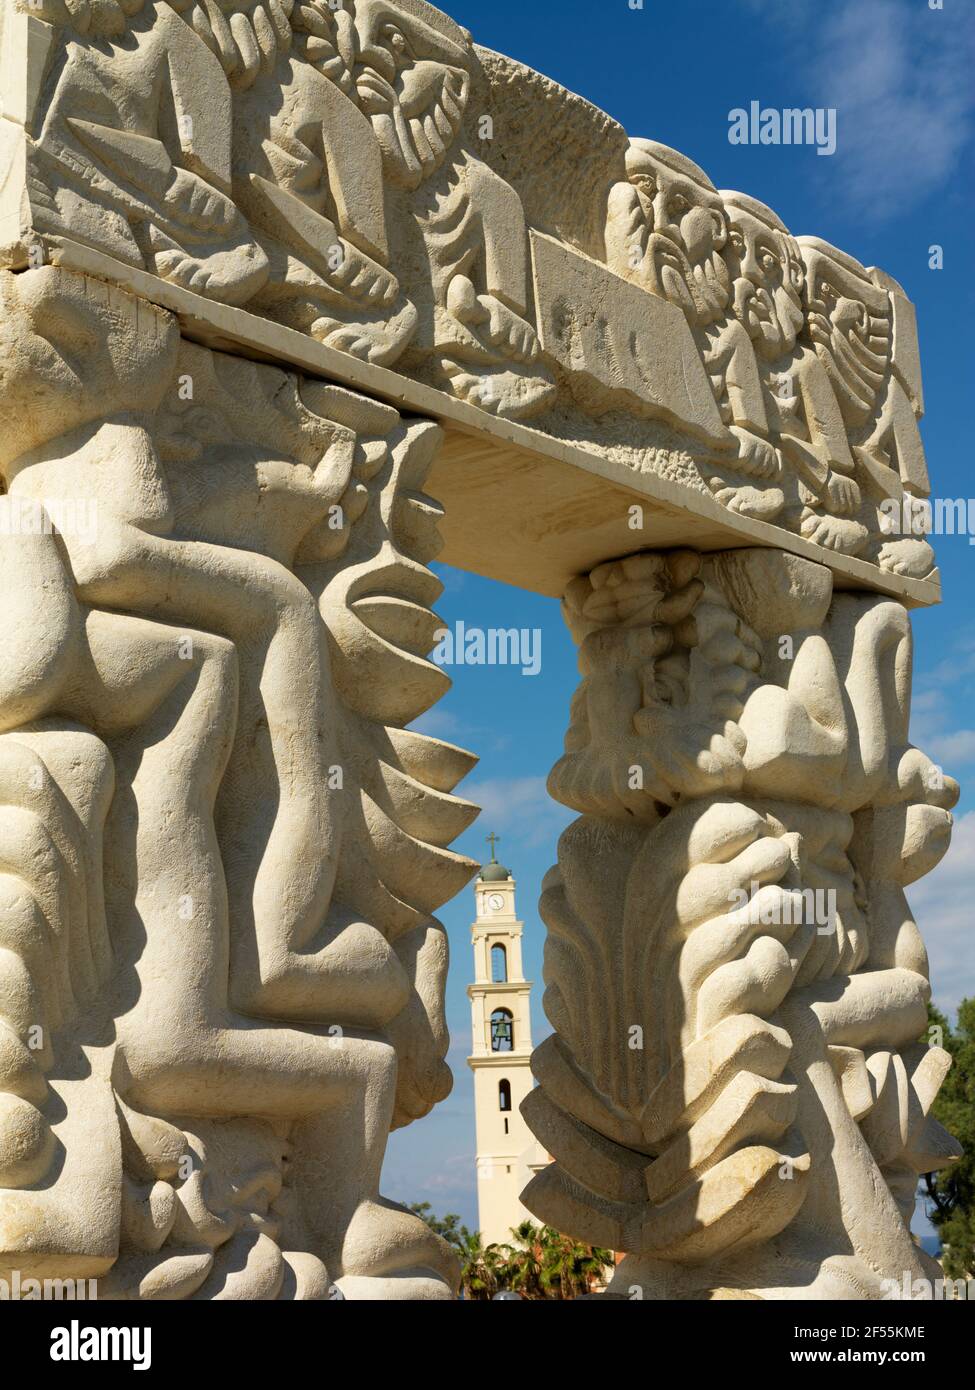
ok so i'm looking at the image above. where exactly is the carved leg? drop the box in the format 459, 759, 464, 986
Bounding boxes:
0, 265, 473, 1298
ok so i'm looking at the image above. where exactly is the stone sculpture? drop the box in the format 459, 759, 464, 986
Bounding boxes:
349, 0, 555, 416
0, 0, 959, 1301
523, 548, 959, 1297
720, 192, 866, 555
0, 262, 475, 1298
2, 0, 939, 577
606, 141, 784, 521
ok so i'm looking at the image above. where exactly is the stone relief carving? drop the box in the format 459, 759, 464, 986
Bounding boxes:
522, 547, 959, 1298
12, 0, 553, 416
720, 191, 863, 551
798, 237, 934, 578
0, 263, 476, 1298
25, 0, 271, 300
1, 0, 936, 573
0, 0, 957, 1308
606, 142, 784, 521
604, 143, 934, 576
349, 0, 555, 416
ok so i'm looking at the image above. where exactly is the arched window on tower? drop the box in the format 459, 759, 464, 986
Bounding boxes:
491, 943, 508, 983
490, 1007, 514, 1052
498, 1079, 511, 1111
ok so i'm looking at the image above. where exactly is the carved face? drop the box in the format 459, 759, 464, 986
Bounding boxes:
550, 554, 750, 817
352, 0, 470, 189
626, 154, 730, 328
725, 206, 805, 360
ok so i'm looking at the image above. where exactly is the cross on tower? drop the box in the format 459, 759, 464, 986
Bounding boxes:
486, 831, 500, 862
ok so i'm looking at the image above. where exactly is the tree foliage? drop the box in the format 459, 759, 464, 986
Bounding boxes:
408, 1204, 613, 1300
924, 999, 975, 1279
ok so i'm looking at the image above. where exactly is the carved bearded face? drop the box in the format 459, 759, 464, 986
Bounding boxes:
549, 552, 749, 818
352, 0, 470, 190
624, 142, 731, 329
723, 199, 805, 361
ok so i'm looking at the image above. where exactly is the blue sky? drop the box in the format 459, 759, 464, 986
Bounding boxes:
382, 0, 975, 1235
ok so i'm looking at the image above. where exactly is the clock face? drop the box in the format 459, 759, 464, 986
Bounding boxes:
486, 893, 505, 912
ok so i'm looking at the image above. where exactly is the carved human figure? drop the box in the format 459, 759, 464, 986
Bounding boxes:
24, 0, 422, 363
27, 0, 270, 303
523, 546, 959, 1298
0, 264, 472, 1297
720, 192, 869, 557
217, 0, 420, 362
798, 237, 935, 579
606, 140, 783, 520
0, 0, 953, 1310
350, 0, 556, 417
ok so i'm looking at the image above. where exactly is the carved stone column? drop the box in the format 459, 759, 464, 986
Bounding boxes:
0, 0, 958, 1302
521, 547, 959, 1298
0, 264, 478, 1298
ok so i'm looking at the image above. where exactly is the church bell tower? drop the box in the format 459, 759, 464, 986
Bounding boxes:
468, 835, 548, 1245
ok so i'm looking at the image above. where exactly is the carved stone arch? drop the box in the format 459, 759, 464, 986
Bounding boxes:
0, 0, 956, 1303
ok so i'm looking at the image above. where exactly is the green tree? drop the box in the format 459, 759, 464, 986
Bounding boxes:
538, 1225, 612, 1299
456, 1229, 506, 1301
497, 1220, 548, 1299
409, 1205, 613, 1299
499, 1220, 613, 1299
924, 1000, 975, 1278
408, 1203, 504, 1300
407, 1202, 469, 1256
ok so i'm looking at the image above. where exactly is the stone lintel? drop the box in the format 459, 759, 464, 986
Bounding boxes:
41, 238, 941, 608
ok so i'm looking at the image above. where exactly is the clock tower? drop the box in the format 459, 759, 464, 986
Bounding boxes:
468, 835, 548, 1245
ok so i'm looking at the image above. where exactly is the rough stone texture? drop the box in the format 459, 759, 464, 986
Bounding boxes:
0, 0, 958, 1300
522, 548, 960, 1297
0, 263, 476, 1298
1, 0, 938, 591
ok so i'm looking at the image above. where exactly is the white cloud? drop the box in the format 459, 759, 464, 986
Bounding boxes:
910, 692, 975, 770
907, 810, 975, 1015
381, 1137, 477, 1212
736, 0, 809, 37
926, 729, 975, 767
462, 775, 575, 849
910, 636, 975, 769
735, 0, 975, 222
816, 0, 975, 221
469, 775, 547, 817
923, 637, 975, 688
409, 707, 466, 741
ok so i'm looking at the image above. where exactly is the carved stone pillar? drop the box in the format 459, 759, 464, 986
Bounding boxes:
0, 0, 958, 1303
0, 263, 478, 1298
521, 547, 959, 1298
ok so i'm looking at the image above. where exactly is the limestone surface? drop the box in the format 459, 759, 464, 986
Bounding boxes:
522, 548, 960, 1298
0, 0, 938, 588
0, 0, 958, 1302
0, 263, 476, 1298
